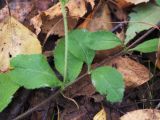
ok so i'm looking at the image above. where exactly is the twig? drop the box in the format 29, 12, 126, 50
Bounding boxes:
127, 27, 156, 49
118, 99, 160, 109
13, 13, 160, 120
13, 89, 60, 120
7, 89, 30, 120
42, 18, 63, 48
60, 92, 79, 109
111, 23, 124, 32
13, 48, 125, 120
127, 22, 160, 50
5, 0, 11, 16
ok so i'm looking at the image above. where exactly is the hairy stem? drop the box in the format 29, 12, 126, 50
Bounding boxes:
60, 1, 68, 84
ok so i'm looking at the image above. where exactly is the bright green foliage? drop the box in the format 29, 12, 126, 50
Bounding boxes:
68, 30, 95, 65
68, 29, 122, 64
86, 31, 122, 50
60, 0, 68, 5
0, 75, 19, 112
7, 54, 62, 89
54, 39, 83, 82
129, 38, 159, 53
125, 3, 160, 44
91, 66, 124, 102
156, 0, 160, 6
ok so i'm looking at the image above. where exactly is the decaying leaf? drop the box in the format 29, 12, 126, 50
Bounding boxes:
120, 109, 160, 120
79, 0, 112, 31
124, 0, 149, 5
31, 0, 95, 36
115, 0, 149, 8
0, 1, 33, 22
108, 1, 127, 20
106, 56, 151, 87
114, 0, 131, 9
156, 49, 160, 69
95, 46, 123, 62
0, 17, 41, 72
93, 108, 107, 120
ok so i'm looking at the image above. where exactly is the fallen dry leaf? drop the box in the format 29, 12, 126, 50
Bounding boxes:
108, 1, 127, 20
0, 17, 41, 72
79, 0, 112, 31
93, 108, 107, 120
64, 74, 96, 98
120, 109, 160, 120
0, 1, 33, 22
31, 0, 95, 36
124, 0, 150, 5
106, 56, 151, 88
114, 0, 132, 8
95, 46, 123, 62
114, 0, 150, 8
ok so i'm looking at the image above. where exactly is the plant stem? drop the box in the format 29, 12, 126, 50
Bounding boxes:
60, 1, 68, 84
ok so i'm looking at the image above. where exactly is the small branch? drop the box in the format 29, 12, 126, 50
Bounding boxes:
7, 89, 30, 120
5, 0, 11, 16
127, 22, 160, 50
127, 27, 156, 50
60, 92, 79, 109
13, 48, 125, 120
111, 23, 124, 32
13, 89, 60, 120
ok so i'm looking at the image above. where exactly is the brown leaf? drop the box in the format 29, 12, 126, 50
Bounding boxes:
106, 56, 151, 88
0, 17, 41, 72
0, 1, 33, 22
114, 0, 149, 9
31, 0, 95, 36
120, 109, 160, 120
114, 0, 132, 8
93, 108, 107, 120
95, 46, 123, 62
108, 1, 127, 20
124, 0, 150, 5
64, 74, 96, 98
79, 0, 112, 31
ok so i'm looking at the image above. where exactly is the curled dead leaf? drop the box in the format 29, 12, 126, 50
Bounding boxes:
0, 1, 33, 22
93, 108, 107, 120
79, 0, 112, 31
108, 1, 127, 20
0, 17, 41, 72
114, 0, 149, 8
120, 109, 160, 120
124, 0, 150, 5
114, 0, 132, 8
106, 56, 151, 88
95, 46, 123, 62
31, 0, 95, 36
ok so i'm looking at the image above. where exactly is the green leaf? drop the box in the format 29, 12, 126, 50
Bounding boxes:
54, 39, 83, 82
68, 30, 95, 65
129, 38, 159, 53
91, 66, 124, 102
0, 75, 19, 112
60, 0, 68, 5
156, 0, 160, 6
7, 54, 62, 89
86, 31, 122, 50
125, 3, 160, 44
